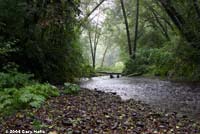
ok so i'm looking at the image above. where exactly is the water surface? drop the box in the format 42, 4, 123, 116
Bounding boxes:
80, 76, 200, 120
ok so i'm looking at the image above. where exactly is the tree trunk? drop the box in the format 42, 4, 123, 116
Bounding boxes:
158, 0, 200, 49
101, 45, 109, 67
120, 0, 132, 56
88, 31, 95, 68
158, 0, 185, 32
133, 0, 139, 59
87, 21, 101, 69
79, 0, 106, 27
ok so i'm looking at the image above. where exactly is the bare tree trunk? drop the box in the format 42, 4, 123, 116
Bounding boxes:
133, 0, 139, 59
79, 0, 106, 27
88, 31, 95, 68
101, 45, 109, 67
120, 0, 132, 56
87, 21, 101, 69
85, 0, 106, 20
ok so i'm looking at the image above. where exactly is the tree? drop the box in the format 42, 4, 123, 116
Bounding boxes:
100, 45, 109, 67
0, 0, 83, 83
133, 0, 139, 58
120, 0, 132, 56
79, 0, 107, 30
87, 21, 101, 69
158, 0, 200, 49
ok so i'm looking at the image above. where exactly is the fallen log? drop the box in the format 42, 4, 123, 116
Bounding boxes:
127, 72, 143, 77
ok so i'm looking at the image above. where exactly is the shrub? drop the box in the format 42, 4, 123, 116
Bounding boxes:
81, 64, 94, 77
0, 0, 83, 84
63, 83, 80, 95
0, 71, 34, 89
123, 48, 174, 77
0, 83, 59, 117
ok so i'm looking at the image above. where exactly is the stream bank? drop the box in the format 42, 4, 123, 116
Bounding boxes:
1, 89, 199, 133
80, 76, 200, 121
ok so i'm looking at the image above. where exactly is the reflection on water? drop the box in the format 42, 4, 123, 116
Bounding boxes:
80, 76, 200, 120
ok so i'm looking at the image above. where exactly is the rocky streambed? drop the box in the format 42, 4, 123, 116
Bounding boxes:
1, 89, 199, 133
80, 76, 200, 121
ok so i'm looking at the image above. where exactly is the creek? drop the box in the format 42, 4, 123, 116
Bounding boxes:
80, 76, 200, 120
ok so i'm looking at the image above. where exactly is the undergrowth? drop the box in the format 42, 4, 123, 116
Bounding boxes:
0, 71, 60, 119
63, 82, 80, 95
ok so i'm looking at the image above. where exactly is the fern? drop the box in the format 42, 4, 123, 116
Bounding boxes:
63, 83, 80, 94
0, 72, 33, 88
19, 91, 33, 103
0, 83, 60, 117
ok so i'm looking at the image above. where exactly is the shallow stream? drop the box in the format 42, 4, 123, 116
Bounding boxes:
80, 76, 200, 120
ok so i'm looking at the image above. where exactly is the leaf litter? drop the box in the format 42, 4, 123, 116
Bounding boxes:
0, 89, 199, 134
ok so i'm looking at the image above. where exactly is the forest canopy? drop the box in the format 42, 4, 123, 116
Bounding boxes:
80, 0, 200, 81
1, 0, 200, 82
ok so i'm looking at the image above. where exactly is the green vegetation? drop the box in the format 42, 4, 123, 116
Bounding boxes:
0, 0, 86, 120
124, 35, 200, 81
0, 71, 34, 88
85, 0, 200, 81
0, 71, 59, 118
1, 0, 200, 132
0, 0, 86, 83
63, 83, 80, 95
96, 62, 124, 73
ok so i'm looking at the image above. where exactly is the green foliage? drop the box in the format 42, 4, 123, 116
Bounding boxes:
123, 47, 174, 77
138, 31, 166, 48
0, 83, 59, 117
0, 71, 34, 88
31, 119, 43, 130
171, 40, 200, 80
63, 83, 80, 95
124, 36, 200, 81
0, 0, 85, 83
123, 58, 147, 75
81, 64, 95, 77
